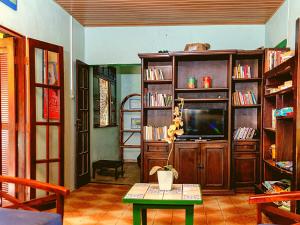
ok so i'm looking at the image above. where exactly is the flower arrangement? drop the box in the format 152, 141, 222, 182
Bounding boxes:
149, 98, 184, 179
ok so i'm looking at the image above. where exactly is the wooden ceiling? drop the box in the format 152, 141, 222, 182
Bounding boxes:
55, 0, 285, 27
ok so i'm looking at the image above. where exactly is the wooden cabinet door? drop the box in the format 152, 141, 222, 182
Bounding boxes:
143, 142, 170, 182
174, 143, 199, 184
200, 142, 228, 189
234, 152, 259, 188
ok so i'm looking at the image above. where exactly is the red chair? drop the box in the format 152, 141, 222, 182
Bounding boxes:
249, 191, 300, 225
0, 175, 69, 225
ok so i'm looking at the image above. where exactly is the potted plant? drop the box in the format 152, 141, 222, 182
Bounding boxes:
149, 98, 184, 190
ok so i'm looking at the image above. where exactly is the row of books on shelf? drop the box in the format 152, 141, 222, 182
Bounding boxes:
144, 92, 172, 107
143, 126, 168, 141
233, 64, 253, 79
233, 127, 257, 140
145, 68, 165, 80
266, 80, 293, 94
267, 50, 295, 71
232, 91, 257, 106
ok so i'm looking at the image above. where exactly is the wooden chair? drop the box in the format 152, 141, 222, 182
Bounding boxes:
249, 191, 300, 225
0, 175, 70, 224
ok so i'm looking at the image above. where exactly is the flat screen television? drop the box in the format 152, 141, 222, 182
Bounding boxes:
179, 108, 226, 140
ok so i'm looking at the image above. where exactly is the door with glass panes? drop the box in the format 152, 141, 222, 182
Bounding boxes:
28, 39, 64, 198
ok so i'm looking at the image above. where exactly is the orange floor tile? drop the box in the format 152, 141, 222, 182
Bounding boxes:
63, 183, 270, 225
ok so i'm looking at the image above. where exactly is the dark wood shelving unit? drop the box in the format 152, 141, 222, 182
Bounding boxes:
231, 51, 263, 192
232, 78, 262, 83
175, 88, 229, 92
232, 104, 261, 108
144, 80, 173, 84
261, 42, 300, 214
175, 98, 229, 103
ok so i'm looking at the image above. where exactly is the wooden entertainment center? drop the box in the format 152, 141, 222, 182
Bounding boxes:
139, 50, 265, 194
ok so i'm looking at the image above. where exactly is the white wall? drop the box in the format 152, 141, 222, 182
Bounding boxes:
85, 25, 265, 64
0, 0, 85, 190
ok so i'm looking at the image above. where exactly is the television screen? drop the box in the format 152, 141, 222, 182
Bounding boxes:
181, 109, 226, 139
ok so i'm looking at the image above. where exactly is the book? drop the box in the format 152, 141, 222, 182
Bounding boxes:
233, 64, 253, 79
233, 127, 257, 140
232, 91, 257, 106
145, 68, 164, 80
144, 125, 168, 141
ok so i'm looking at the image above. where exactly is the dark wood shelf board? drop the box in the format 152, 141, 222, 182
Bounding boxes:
138, 53, 170, 59
276, 115, 294, 120
264, 57, 294, 79
143, 106, 172, 110
263, 159, 293, 177
265, 87, 293, 98
144, 80, 173, 84
233, 104, 261, 108
232, 78, 262, 83
263, 127, 276, 133
175, 88, 229, 92
175, 98, 229, 103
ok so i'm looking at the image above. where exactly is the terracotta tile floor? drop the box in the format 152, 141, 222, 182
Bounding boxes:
63, 183, 270, 225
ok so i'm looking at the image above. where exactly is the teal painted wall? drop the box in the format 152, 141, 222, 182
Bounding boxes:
265, 0, 300, 49
85, 25, 265, 64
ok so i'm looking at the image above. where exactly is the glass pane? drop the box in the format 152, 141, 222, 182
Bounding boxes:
35, 48, 46, 84
48, 88, 60, 122
49, 126, 59, 159
36, 126, 46, 160
47, 51, 60, 86
36, 87, 47, 122
36, 163, 47, 198
99, 78, 109, 127
49, 162, 59, 185
110, 83, 116, 125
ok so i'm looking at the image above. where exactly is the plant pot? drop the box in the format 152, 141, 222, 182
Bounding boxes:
157, 170, 173, 191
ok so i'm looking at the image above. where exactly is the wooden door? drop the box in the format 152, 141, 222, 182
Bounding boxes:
0, 38, 16, 205
28, 39, 64, 197
200, 142, 228, 189
76, 60, 90, 188
174, 143, 199, 184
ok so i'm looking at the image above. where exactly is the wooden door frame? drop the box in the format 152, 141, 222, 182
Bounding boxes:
75, 60, 90, 188
0, 25, 26, 200
28, 38, 65, 194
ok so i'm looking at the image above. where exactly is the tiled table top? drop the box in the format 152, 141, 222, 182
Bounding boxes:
123, 183, 202, 205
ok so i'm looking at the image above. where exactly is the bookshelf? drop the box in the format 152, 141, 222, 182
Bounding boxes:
260, 36, 299, 215
231, 50, 264, 192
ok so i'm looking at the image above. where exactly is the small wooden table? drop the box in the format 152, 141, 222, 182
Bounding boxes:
123, 183, 202, 225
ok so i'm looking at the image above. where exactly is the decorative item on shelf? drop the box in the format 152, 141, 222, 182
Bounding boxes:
131, 118, 141, 129
149, 98, 184, 191
272, 109, 276, 129
270, 144, 276, 161
187, 77, 197, 89
275, 107, 294, 117
158, 50, 169, 53
129, 98, 141, 109
202, 76, 212, 88
184, 43, 210, 51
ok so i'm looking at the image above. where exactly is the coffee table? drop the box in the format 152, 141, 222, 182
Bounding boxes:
123, 183, 202, 225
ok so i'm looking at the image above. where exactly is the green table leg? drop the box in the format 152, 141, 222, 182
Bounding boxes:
185, 205, 194, 225
142, 208, 147, 225
133, 204, 141, 225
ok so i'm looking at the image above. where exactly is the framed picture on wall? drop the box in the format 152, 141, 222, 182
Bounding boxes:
129, 98, 141, 109
131, 118, 141, 129
0, 0, 17, 10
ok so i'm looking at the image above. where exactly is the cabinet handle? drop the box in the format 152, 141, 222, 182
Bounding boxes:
197, 165, 204, 169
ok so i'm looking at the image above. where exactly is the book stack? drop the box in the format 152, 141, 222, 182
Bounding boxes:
144, 126, 168, 141
263, 179, 291, 194
233, 127, 257, 140
232, 91, 257, 106
145, 68, 164, 80
144, 92, 172, 107
268, 50, 295, 71
233, 64, 252, 78
275, 161, 293, 172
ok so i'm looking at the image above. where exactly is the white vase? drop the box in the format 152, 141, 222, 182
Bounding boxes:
157, 170, 173, 191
